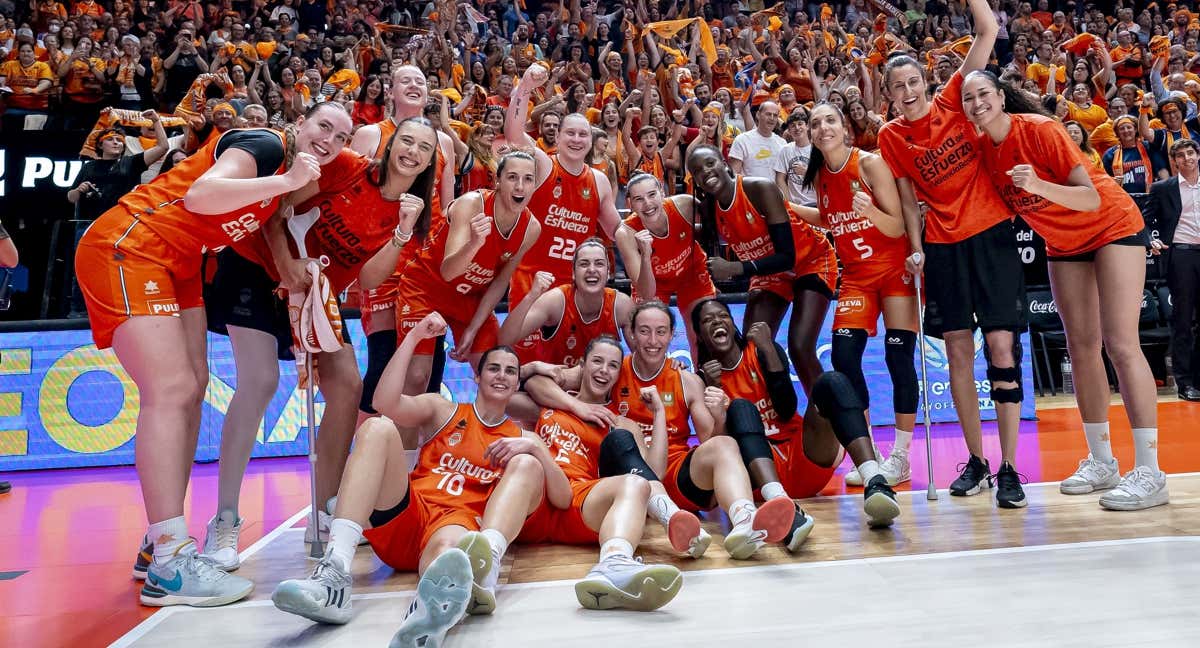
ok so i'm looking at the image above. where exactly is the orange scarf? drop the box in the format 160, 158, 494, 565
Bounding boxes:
1112, 140, 1153, 183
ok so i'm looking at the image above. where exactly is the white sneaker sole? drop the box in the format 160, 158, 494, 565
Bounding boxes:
864, 492, 901, 528
201, 550, 241, 572
785, 514, 815, 553
844, 469, 864, 486
1060, 478, 1120, 495
574, 565, 682, 611
272, 582, 352, 624
686, 530, 713, 559
885, 470, 912, 486
455, 532, 495, 616
388, 550, 473, 648
139, 581, 254, 608
1099, 490, 1170, 511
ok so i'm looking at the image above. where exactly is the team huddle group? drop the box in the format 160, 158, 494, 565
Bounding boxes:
73, 2, 1172, 646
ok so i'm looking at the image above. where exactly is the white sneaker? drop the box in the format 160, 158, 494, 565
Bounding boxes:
784, 507, 816, 553
456, 531, 498, 615
844, 467, 864, 486
574, 554, 682, 611
1099, 466, 1169, 511
666, 510, 710, 558
140, 540, 254, 607
272, 554, 354, 624
388, 549, 473, 648
304, 510, 331, 544
201, 510, 242, 571
1060, 455, 1121, 495
879, 449, 912, 486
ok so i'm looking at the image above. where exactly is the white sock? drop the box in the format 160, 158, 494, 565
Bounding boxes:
893, 429, 913, 454
1082, 421, 1114, 463
599, 538, 634, 560
327, 518, 362, 568
760, 481, 788, 501
481, 528, 509, 561
149, 516, 191, 563
647, 493, 679, 526
1132, 427, 1160, 473
728, 498, 755, 526
858, 460, 882, 484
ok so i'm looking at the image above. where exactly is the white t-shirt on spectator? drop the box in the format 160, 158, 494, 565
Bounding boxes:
729, 129, 786, 181
772, 142, 815, 205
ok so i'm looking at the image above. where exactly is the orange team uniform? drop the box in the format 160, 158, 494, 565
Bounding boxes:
395, 190, 535, 354
533, 284, 620, 367
877, 72, 1013, 244
714, 177, 839, 300
357, 118, 447, 332
606, 357, 701, 510
228, 149, 396, 293
517, 408, 609, 545
719, 340, 835, 498
816, 148, 914, 335
622, 199, 716, 308
633, 150, 666, 184
75, 129, 287, 348
980, 114, 1144, 258
363, 403, 521, 570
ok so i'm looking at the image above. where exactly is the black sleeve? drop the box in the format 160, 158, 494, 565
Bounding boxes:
125, 152, 150, 178
214, 129, 286, 177
740, 220, 796, 276
0, 221, 9, 240
757, 341, 798, 421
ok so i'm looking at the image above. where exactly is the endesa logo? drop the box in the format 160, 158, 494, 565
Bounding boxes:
0, 149, 85, 197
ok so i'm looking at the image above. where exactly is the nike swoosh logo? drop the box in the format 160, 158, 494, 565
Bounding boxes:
149, 569, 183, 591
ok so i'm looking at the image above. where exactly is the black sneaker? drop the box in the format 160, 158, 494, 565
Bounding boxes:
132, 535, 152, 580
0, 480, 10, 494
995, 462, 1028, 509
949, 455, 993, 496
863, 474, 901, 528
784, 503, 815, 552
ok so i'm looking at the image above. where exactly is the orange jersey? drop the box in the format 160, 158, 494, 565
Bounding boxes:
511, 157, 602, 305
718, 340, 801, 441
408, 403, 522, 518
623, 199, 710, 300
877, 72, 1013, 244
815, 148, 908, 279
634, 150, 666, 184
539, 285, 620, 367
607, 356, 692, 453
535, 407, 606, 481
717, 177, 836, 276
114, 129, 286, 270
397, 190, 534, 320
980, 114, 1144, 258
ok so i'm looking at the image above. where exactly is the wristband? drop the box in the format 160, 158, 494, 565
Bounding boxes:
392, 227, 413, 248
1139, 106, 1154, 115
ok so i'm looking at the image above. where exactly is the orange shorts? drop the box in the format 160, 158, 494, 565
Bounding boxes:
516, 479, 601, 545
833, 267, 916, 336
395, 290, 499, 356
359, 272, 401, 315
362, 487, 482, 572
750, 249, 839, 302
770, 435, 838, 499
662, 447, 707, 512
655, 275, 718, 315
76, 212, 204, 349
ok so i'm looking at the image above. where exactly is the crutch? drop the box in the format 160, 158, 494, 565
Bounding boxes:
911, 253, 938, 501
287, 206, 328, 558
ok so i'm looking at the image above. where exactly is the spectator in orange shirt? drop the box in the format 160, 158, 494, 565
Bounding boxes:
1110, 30, 1144, 87
1025, 42, 1066, 93
32, 0, 68, 35
72, 0, 105, 18
1, 42, 55, 130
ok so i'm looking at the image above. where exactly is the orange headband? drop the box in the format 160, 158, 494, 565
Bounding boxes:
213, 102, 236, 116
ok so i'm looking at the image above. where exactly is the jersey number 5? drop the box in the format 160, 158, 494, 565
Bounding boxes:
852, 237, 874, 259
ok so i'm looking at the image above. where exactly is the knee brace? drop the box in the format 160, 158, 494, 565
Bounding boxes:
425, 335, 447, 393
598, 428, 661, 481
724, 398, 774, 465
359, 329, 398, 413
810, 371, 870, 448
884, 329, 919, 414
830, 328, 870, 407
984, 337, 1024, 404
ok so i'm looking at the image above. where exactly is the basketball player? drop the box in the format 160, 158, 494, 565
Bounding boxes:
693, 299, 902, 528
273, 314, 566, 648
498, 239, 633, 366
686, 145, 839, 398
199, 117, 442, 565
517, 336, 684, 610
797, 102, 920, 488
526, 302, 796, 559
390, 151, 542, 395
350, 64, 456, 420
75, 102, 352, 606
876, 0, 1029, 507
615, 173, 717, 358
962, 70, 1167, 510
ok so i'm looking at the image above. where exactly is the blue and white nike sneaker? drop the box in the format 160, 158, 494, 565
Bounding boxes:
140, 540, 254, 607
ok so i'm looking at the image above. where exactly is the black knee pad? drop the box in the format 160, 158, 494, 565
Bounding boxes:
830, 328, 870, 406
725, 398, 773, 465
425, 335, 447, 393
598, 428, 661, 481
676, 448, 716, 509
360, 330, 398, 413
811, 371, 871, 448
884, 329, 919, 415
984, 336, 1024, 404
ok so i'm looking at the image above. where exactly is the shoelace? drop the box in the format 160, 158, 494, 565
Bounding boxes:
1117, 467, 1158, 495
955, 459, 989, 483
183, 552, 228, 583
310, 558, 350, 588
1072, 457, 1112, 480
214, 519, 238, 550
993, 466, 1028, 489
